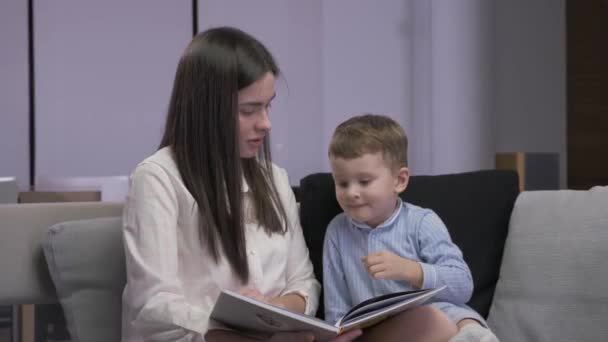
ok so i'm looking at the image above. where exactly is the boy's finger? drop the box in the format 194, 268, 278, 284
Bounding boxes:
365, 254, 384, 265
369, 264, 385, 274
372, 270, 387, 279
361, 262, 374, 275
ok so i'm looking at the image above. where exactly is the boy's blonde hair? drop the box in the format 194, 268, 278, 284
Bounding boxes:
329, 114, 408, 169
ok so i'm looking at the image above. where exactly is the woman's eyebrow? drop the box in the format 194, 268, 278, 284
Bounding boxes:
239, 93, 276, 106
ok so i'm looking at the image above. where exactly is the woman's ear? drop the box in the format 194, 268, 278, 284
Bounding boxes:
395, 167, 409, 193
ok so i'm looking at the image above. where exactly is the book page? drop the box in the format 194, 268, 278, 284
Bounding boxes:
338, 288, 430, 325
338, 286, 445, 330
211, 290, 340, 341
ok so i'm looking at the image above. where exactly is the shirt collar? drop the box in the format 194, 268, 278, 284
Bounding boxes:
349, 198, 403, 231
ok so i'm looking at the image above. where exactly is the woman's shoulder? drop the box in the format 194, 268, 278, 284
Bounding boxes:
131, 147, 179, 181
267, 162, 294, 203
269, 162, 288, 181
261, 162, 288, 189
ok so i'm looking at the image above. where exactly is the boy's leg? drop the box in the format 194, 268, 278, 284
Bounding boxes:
357, 306, 458, 342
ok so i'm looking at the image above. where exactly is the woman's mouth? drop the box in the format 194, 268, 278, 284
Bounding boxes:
247, 138, 263, 148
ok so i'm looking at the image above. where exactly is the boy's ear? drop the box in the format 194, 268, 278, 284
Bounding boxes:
395, 167, 409, 193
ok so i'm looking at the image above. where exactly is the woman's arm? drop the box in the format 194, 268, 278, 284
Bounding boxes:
274, 167, 321, 315
123, 162, 211, 340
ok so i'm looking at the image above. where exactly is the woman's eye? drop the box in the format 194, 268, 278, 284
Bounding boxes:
359, 180, 370, 186
239, 108, 255, 115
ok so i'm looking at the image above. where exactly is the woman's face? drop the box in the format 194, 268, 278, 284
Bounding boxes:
237, 72, 276, 158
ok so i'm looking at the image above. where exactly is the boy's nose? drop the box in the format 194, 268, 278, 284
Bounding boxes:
347, 187, 360, 199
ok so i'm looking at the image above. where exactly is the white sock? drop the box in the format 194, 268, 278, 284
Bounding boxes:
448, 324, 499, 342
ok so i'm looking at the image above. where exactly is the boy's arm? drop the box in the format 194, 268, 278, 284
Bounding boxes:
323, 221, 352, 325
415, 211, 474, 304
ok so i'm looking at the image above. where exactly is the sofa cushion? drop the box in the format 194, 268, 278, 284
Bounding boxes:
42, 217, 125, 342
487, 186, 608, 341
299, 170, 519, 319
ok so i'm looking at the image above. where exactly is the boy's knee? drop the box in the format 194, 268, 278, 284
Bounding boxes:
412, 306, 451, 322
407, 306, 458, 336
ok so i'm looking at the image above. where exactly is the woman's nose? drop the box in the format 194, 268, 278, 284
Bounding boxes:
257, 109, 272, 131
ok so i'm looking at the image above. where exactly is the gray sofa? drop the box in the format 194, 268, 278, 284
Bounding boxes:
0, 171, 607, 342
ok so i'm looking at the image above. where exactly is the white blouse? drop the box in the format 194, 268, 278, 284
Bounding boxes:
121, 147, 320, 342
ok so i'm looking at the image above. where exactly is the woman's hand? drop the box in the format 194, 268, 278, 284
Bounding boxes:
269, 329, 362, 342
269, 332, 315, 342
331, 329, 362, 341
239, 287, 307, 312
240, 287, 269, 303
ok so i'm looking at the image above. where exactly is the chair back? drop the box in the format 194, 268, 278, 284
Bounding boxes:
299, 170, 520, 319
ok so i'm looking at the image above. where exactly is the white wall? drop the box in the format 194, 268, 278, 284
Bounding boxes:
34, 0, 191, 181
428, 0, 495, 174
0, 0, 567, 187
198, 0, 415, 181
0, 0, 29, 190
493, 0, 567, 187
198, 0, 325, 183
322, 0, 499, 176
409, 0, 495, 175
321, 0, 412, 171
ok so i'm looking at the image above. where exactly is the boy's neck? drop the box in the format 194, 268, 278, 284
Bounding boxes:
358, 198, 403, 229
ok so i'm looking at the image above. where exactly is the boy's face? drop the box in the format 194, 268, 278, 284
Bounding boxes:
330, 152, 409, 228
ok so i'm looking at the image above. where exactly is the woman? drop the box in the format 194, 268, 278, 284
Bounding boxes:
121, 27, 360, 342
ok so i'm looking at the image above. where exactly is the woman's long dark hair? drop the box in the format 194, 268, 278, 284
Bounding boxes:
159, 27, 288, 283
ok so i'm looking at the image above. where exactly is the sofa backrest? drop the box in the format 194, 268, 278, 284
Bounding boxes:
42, 217, 124, 342
299, 169, 520, 319
0, 202, 123, 305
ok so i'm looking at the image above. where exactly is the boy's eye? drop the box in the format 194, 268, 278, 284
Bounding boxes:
359, 180, 370, 186
337, 182, 348, 188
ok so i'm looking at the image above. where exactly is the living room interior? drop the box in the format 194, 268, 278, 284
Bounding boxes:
1, 1, 606, 342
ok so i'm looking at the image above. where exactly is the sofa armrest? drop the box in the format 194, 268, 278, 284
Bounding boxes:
0, 202, 122, 305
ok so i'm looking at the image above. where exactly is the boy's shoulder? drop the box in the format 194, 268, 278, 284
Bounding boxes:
327, 212, 350, 232
400, 201, 447, 231
401, 201, 435, 217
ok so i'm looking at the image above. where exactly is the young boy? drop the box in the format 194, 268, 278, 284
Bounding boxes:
323, 114, 498, 342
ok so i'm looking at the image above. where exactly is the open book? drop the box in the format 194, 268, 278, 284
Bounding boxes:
210, 286, 445, 341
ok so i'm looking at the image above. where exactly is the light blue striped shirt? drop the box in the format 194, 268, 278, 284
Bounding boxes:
323, 200, 483, 325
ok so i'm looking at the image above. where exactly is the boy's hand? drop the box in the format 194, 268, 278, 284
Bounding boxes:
362, 250, 422, 287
